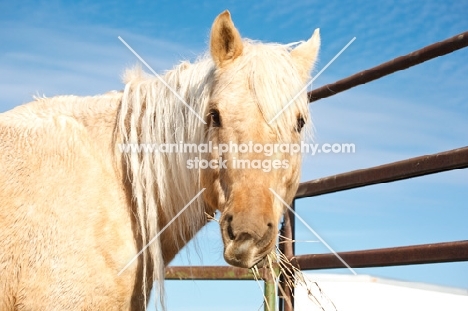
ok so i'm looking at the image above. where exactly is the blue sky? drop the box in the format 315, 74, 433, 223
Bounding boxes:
1, 0, 467, 310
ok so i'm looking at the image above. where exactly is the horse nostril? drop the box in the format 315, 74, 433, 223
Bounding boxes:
227, 223, 235, 240
267, 222, 273, 229
224, 213, 235, 240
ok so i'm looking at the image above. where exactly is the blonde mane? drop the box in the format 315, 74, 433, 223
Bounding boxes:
118, 59, 214, 307
117, 40, 312, 307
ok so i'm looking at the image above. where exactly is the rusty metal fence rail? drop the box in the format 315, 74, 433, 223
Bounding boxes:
166, 31, 468, 311
279, 148, 468, 310
308, 31, 468, 102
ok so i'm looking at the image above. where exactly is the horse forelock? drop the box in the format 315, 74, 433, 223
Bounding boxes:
214, 40, 313, 142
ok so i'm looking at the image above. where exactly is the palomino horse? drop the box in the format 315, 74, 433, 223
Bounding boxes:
0, 10, 319, 310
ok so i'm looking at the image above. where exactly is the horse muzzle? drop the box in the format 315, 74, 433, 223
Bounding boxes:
220, 212, 277, 268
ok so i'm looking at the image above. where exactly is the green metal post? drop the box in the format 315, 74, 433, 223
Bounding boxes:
264, 278, 276, 311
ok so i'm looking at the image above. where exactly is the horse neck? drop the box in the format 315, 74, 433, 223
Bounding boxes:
118, 59, 214, 265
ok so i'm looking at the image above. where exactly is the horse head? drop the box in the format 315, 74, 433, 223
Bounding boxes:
201, 11, 320, 268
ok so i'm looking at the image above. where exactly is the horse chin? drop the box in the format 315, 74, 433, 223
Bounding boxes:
223, 242, 272, 269
224, 254, 267, 269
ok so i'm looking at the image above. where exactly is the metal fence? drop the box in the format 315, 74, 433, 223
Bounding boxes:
166, 30, 468, 311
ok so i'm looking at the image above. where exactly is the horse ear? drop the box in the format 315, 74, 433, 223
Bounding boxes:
210, 10, 243, 68
290, 28, 321, 82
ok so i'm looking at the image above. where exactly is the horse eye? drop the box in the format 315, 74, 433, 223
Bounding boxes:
296, 116, 305, 132
209, 109, 221, 127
